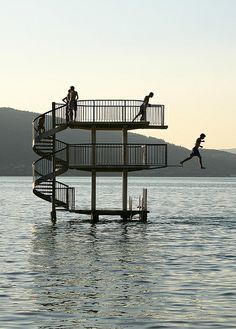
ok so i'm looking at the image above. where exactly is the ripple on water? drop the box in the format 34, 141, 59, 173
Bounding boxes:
0, 177, 236, 328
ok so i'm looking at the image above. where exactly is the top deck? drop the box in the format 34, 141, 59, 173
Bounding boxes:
33, 99, 168, 138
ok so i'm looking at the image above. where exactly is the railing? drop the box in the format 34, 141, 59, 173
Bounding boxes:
33, 144, 68, 180
55, 181, 75, 210
68, 144, 167, 167
32, 99, 166, 140
33, 157, 52, 182
33, 153, 73, 210
76, 100, 139, 122
76, 100, 164, 125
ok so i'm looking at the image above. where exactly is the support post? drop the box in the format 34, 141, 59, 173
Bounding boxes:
122, 127, 128, 219
51, 102, 57, 223
140, 188, 147, 222
91, 127, 97, 221
165, 144, 168, 167
122, 170, 128, 213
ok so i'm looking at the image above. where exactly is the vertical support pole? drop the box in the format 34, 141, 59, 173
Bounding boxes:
122, 127, 128, 219
143, 188, 147, 210
66, 144, 70, 209
91, 127, 98, 221
165, 144, 168, 167
66, 188, 69, 210
142, 145, 147, 165
140, 188, 147, 222
51, 102, 57, 223
93, 100, 95, 122
122, 171, 128, 211
122, 100, 126, 122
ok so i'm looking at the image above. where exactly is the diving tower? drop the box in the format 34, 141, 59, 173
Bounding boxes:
32, 99, 168, 223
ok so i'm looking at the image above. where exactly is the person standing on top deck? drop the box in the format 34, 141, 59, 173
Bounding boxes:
68, 86, 78, 121
132, 92, 154, 122
62, 89, 71, 123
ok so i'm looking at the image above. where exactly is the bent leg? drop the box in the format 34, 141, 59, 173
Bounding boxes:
140, 112, 145, 121
132, 112, 141, 122
180, 155, 193, 165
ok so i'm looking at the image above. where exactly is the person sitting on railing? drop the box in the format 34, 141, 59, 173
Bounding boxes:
62, 89, 71, 123
132, 92, 154, 122
37, 114, 45, 134
68, 86, 79, 121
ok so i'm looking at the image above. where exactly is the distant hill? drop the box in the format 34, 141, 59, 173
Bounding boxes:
1, 107, 236, 176
221, 148, 236, 155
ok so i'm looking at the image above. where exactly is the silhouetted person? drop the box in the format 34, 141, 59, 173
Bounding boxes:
180, 133, 206, 169
68, 86, 78, 121
132, 92, 154, 122
37, 114, 45, 134
62, 89, 71, 123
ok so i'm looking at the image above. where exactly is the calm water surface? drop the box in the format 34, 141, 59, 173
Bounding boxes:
0, 176, 236, 328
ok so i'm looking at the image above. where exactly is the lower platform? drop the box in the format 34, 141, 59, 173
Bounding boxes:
58, 208, 149, 221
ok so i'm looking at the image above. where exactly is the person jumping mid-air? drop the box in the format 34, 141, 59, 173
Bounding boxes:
180, 133, 206, 169
132, 92, 154, 122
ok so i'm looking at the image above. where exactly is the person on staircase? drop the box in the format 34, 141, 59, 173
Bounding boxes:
37, 114, 45, 134
132, 92, 154, 122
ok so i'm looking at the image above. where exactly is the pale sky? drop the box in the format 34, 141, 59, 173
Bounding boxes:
0, 0, 235, 149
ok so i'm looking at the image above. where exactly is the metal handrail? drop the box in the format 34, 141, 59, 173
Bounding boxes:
32, 100, 166, 138
32, 103, 67, 143
32, 138, 73, 209
33, 143, 68, 169
55, 181, 75, 210
69, 143, 167, 167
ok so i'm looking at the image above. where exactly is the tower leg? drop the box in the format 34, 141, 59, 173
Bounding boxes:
140, 211, 147, 222
140, 188, 148, 222
122, 127, 128, 220
91, 127, 98, 222
122, 171, 128, 220
51, 209, 57, 224
51, 102, 57, 224
91, 170, 97, 222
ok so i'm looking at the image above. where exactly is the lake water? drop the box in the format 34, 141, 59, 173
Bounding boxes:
0, 176, 236, 329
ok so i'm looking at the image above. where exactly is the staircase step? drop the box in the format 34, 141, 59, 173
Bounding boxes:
36, 140, 52, 144
35, 144, 53, 148
36, 186, 52, 190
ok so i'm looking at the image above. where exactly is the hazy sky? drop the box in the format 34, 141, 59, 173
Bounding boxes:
1, 0, 235, 149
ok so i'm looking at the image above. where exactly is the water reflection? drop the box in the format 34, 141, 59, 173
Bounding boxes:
29, 220, 154, 328
28, 216, 236, 328
1, 177, 236, 328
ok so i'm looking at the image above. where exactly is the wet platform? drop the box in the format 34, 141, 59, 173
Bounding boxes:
58, 208, 149, 221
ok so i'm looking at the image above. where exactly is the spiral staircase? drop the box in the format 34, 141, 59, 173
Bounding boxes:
32, 103, 75, 219
33, 136, 74, 210
32, 100, 168, 222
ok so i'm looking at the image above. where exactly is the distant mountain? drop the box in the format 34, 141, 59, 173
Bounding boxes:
1, 107, 236, 176
221, 148, 236, 155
